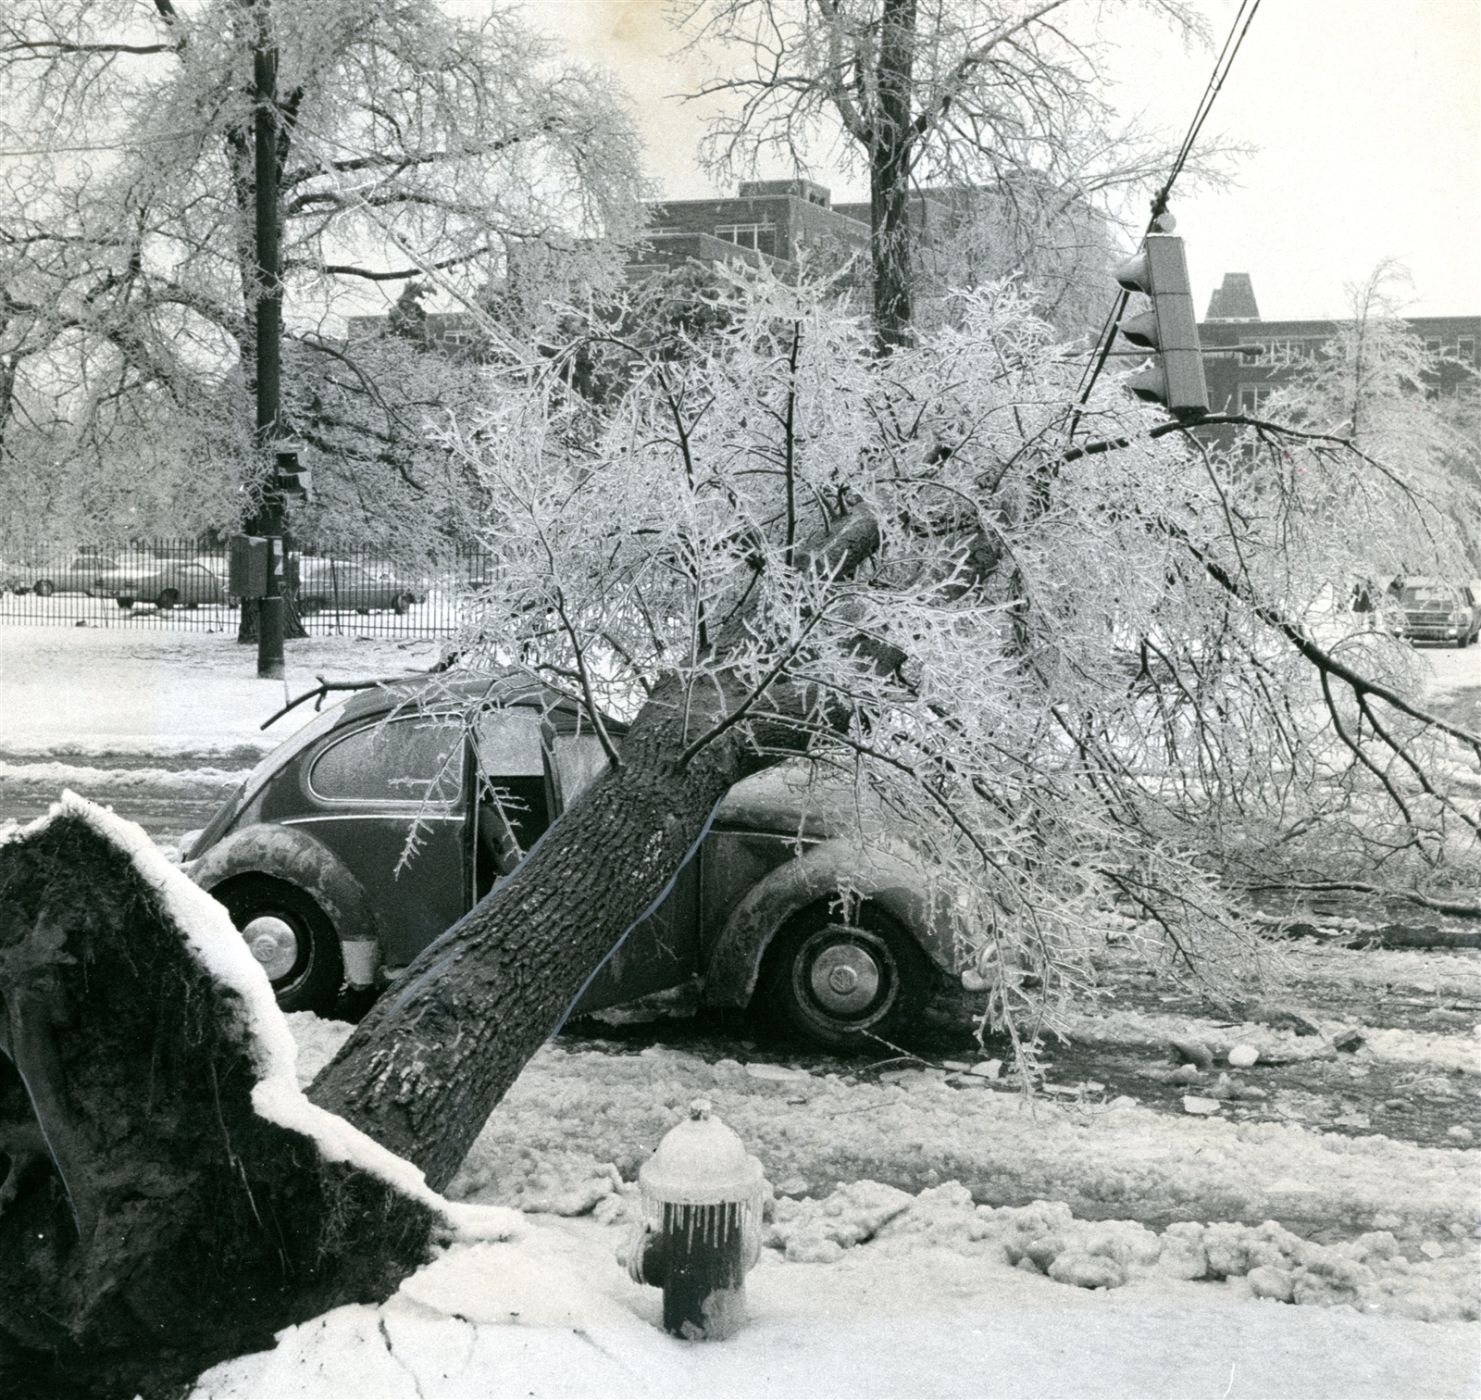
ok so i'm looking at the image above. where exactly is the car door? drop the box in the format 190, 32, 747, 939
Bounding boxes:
284, 712, 469, 968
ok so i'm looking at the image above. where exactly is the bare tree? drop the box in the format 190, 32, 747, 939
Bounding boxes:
680, 0, 1229, 346
0, 0, 648, 568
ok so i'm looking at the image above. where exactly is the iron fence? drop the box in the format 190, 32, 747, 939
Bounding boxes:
0, 538, 494, 636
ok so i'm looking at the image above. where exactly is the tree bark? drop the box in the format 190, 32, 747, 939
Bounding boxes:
868, 0, 919, 350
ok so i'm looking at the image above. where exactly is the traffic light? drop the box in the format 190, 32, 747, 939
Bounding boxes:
273, 441, 312, 500
1113, 234, 1209, 417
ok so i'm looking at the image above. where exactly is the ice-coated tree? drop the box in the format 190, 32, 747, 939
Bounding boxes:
679, 0, 1232, 345
305, 272, 1480, 1181
1256, 261, 1481, 569
0, 0, 648, 556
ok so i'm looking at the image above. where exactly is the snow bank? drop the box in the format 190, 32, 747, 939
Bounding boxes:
767, 1182, 1478, 1321
0, 758, 247, 792
285, 1018, 1478, 1251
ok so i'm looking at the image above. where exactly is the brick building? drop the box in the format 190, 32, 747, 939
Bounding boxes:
1197, 272, 1479, 417
638, 178, 870, 275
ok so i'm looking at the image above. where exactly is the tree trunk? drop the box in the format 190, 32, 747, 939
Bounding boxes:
869, 0, 918, 350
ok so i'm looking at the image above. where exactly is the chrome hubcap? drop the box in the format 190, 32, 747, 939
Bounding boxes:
807, 936, 885, 1017
242, 914, 299, 982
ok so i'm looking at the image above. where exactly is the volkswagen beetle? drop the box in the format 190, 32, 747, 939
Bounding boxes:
182, 673, 958, 1046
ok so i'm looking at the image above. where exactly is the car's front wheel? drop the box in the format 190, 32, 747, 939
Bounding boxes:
759, 901, 932, 1050
214, 875, 343, 1014
33, 579, 55, 597
393, 591, 415, 615
156, 587, 180, 610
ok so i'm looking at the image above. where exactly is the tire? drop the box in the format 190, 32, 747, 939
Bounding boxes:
393, 591, 415, 615
156, 587, 180, 610
299, 594, 326, 616
115, 594, 135, 610
759, 900, 933, 1050
34, 580, 55, 597
213, 876, 344, 1014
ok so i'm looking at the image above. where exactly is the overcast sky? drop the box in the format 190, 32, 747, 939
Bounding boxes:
532, 0, 1480, 321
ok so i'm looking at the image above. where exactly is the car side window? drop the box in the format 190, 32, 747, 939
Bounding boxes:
309, 717, 465, 805
472, 710, 551, 865
552, 734, 611, 809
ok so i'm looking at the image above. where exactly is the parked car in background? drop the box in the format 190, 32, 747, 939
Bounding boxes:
182, 674, 955, 1046
115, 560, 227, 609
32, 555, 136, 597
294, 559, 418, 614
1395, 579, 1481, 647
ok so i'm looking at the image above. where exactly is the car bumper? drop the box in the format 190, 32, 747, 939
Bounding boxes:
1401, 626, 1463, 642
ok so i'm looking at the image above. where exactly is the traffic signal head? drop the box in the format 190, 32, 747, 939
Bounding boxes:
1113, 234, 1209, 417
275, 467, 312, 499
273, 442, 312, 500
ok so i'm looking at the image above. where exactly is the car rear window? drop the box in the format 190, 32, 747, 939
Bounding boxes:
309, 717, 465, 804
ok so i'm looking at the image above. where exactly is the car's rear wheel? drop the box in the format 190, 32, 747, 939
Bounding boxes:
34, 579, 55, 597
156, 587, 180, 609
116, 594, 135, 610
213, 875, 343, 1014
759, 900, 932, 1050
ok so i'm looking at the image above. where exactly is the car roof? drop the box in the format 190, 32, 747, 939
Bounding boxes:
330, 669, 627, 738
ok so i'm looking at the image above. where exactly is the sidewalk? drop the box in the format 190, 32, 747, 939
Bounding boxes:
0, 625, 443, 756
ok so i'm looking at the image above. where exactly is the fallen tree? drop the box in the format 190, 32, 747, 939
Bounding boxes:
3, 279, 1477, 1393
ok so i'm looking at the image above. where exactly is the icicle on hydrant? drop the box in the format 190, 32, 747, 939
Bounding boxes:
626, 1098, 766, 1340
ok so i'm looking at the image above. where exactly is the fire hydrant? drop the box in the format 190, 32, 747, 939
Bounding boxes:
627, 1098, 766, 1340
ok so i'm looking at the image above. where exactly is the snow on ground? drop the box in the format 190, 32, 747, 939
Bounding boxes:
2, 626, 1478, 1395
1423, 643, 1481, 700
191, 1218, 1479, 1399
289, 1015, 1480, 1292
1278, 941, 1481, 997
0, 625, 442, 755
1059, 1004, 1481, 1075
182, 1011, 1481, 1399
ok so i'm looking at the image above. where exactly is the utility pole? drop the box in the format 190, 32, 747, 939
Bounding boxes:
247, 0, 285, 679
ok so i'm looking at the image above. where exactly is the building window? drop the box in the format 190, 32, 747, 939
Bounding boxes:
1458, 337, 1475, 364
1238, 385, 1271, 415
1425, 337, 1442, 354
715, 222, 777, 257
